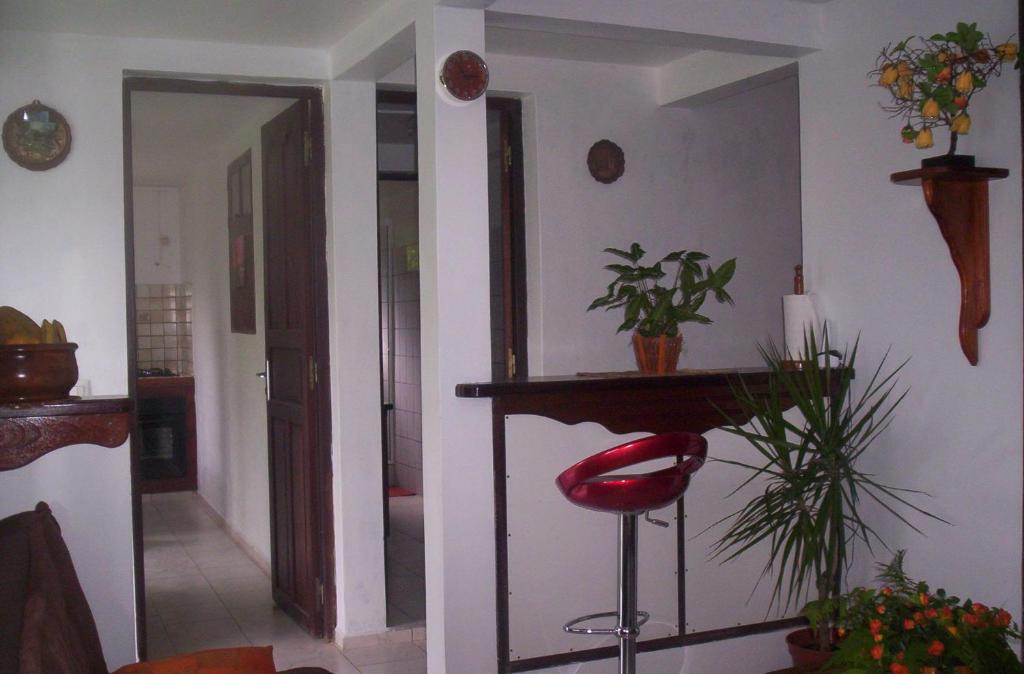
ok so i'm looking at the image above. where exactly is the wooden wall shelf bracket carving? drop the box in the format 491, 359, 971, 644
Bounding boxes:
0, 397, 133, 470
891, 165, 1009, 365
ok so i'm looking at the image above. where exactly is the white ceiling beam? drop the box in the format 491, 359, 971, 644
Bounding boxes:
485, 0, 821, 55
657, 51, 797, 108
329, 0, 425, 80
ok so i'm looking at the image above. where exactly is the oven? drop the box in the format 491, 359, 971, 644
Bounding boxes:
138, 395, 188, 481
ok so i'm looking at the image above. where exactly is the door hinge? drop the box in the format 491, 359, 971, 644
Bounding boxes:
315, 578, 324, 607
308, 355, 318, 390
506, 348, 516, 379
504, 143, 512, 170
303, 130, 312, 166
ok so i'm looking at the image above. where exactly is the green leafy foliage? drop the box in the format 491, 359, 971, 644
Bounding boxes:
709, 329, 943, 652
822, 552, 1023, 673
587, 242, 736, 337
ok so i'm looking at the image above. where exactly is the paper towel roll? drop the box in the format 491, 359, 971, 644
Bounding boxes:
783, 294, 819, 360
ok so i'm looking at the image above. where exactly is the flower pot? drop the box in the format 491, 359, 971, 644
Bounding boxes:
632, 333, 682, 373
0, 343, 79, 403
921, 153, 976, 169
785, 628, 834, 671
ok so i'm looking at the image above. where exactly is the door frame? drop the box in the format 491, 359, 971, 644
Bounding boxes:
122, 76, 335, 656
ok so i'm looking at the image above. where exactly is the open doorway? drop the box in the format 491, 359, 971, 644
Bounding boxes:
123, 79, 335, 664
376, 89, 527, 629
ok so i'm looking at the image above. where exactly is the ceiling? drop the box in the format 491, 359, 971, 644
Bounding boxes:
131, 92, 295, 184
485, 26, 699, 67
0, 0, 380, 48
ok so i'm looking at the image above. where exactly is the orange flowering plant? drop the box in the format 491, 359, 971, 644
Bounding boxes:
869, 22, 1018, 155
807, 551, 1023, 673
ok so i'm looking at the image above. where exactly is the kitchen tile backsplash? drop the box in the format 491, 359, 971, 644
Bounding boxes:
136, 283, 193, 375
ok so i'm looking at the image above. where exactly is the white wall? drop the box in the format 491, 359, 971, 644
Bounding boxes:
0, 28, 324, 668
486, 53, 802, 375
174, 97, 294, 569
133, 186, 183, 285
800, 0, 1021, 609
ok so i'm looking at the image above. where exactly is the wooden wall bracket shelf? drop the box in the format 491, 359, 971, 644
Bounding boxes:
891, 165, 1009, 365
0, 396, 133, 471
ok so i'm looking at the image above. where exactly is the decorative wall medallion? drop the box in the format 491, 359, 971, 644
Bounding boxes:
3, 101, 72, 171
439, 50, 489, 101
587, 139, 625, 184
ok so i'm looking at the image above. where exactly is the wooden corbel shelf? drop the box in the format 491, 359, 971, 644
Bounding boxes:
0, 396, 133, 471
891, 165, 1009, 365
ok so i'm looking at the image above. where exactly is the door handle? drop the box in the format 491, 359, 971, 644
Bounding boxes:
257, 360, 270, 401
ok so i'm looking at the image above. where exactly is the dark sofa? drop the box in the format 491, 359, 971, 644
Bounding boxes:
0, 502, 331, 674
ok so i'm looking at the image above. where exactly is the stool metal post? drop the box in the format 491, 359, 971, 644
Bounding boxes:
557, 432, 707, 674
617, 512, 639, 674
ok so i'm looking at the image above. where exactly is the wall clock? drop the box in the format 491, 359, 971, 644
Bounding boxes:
587, 139, 625, 184
3, 100, 72, 171
439, 50, 489, 102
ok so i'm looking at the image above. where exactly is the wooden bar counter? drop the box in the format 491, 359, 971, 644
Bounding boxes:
456, 368, 812, 673
456, 367, 780, 435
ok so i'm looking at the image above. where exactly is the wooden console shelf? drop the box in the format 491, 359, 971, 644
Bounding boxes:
891, 165, 1009, 365
0, 396, 133, 471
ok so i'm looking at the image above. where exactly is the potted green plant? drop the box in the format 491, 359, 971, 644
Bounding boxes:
812, 551, 1023, 673
587, 242, 736, 373
710, 329, 944, 666
869, 22, 1018, 164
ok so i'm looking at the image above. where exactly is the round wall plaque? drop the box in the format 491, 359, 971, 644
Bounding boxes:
3, 100, 72, 171
587, 139, 625, 184
439, 50, 489, 102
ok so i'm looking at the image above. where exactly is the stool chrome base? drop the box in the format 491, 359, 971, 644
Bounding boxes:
563, 610, 650, 636
563, 512, 644, 674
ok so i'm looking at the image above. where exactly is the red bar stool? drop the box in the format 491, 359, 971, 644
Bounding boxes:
556, 432, 707, 674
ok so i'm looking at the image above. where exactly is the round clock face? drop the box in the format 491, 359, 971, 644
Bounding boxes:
440, 50, 489, 101
3, 101, 72, 171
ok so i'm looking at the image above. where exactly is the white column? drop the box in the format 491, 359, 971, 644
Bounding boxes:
327, 78, 388, 636
415, 5, 496, 672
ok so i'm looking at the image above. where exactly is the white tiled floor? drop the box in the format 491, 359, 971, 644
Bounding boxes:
386, 495, 426, 626
143, 492, 427, 673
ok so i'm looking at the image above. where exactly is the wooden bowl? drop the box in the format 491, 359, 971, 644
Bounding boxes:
0, 343, 79, 403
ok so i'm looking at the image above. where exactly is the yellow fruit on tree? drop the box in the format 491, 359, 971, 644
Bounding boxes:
954, 71, 974, 94
879, 64, 899, 86
915, 127, 934, 149
921, 98, 941, 119
996, 42, 1019, 62
951, 113, 971, 135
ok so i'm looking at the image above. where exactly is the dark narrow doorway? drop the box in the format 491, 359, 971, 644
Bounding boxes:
375, 89, 527, 628
122, 78, 335, 657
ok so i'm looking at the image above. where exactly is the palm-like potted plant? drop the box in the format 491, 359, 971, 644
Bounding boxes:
710, 329, 943, 666
587, 242, 736, 373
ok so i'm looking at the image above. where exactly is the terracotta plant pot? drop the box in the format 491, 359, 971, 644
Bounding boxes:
632, 333, 682, 373
0, 343, 79, 403
785, 628, 835, 671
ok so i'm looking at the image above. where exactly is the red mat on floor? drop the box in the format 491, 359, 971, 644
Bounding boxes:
389, 486, 416, 497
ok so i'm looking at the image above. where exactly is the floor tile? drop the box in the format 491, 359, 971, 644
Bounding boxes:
357, 658, 428, 674
144, 491, 340, 666
273, 642, 360, 673
342, 642, 426, 667
163, 617, 250, 652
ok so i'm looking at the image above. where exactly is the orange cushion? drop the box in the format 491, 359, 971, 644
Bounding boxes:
112, 646, 276, 674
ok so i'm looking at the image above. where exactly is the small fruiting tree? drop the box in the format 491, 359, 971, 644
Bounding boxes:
869, 22, 1018, 154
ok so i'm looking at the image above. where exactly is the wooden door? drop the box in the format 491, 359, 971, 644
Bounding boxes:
486, 98, 528, 379
262, 99, 323, 636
